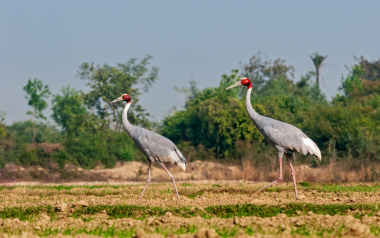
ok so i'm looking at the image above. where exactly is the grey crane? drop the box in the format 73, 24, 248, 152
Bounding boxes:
226, 78, 321, 199
111, 94, 186, 199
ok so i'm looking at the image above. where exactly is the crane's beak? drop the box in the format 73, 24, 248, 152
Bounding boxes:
226, 81, 242, 90
111, 96, 123, 104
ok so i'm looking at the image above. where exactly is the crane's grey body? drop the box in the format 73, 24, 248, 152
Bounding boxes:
112, 97, 186, 199
121, 103, 186, 170
227, 79, 321, 199
245, 88, 321, 160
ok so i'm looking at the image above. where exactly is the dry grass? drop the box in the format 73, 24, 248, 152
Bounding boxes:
2, 159, 380, 185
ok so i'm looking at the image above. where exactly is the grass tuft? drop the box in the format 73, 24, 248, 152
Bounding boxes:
216, 227, 238, 237
299, 182, 311, 187
38, 227, 136, 238
205, 203, 379, 219
0, 206, 56, 222
70, 203, 380, 220
0, 185, 126, 191
316, 184, 380, 193
72, 205, 207, 220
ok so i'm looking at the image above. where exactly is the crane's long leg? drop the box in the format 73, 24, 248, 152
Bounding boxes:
286, 154, 298, 199
159, 162, 180, 199
138, 161, 152, 200
252, 157, 283, 197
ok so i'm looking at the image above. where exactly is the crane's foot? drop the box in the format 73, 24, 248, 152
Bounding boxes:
251, 157, 283, 199
138, 161, 152, 200
173, 180, 180, 200
138, 179, 151, 200
159, 162, 181, 200
251, 190, 261, 198
285, 154, 298, 200
251, 177, 282, 198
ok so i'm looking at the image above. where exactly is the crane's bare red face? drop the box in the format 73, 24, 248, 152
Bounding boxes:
241, 78, 252, 88
226, 77, 252, 90
122, 94, 131, 102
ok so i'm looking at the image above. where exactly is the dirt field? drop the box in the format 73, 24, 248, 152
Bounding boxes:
0, 181, 380, 237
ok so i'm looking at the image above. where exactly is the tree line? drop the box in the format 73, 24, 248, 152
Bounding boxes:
0, 53, 379, 170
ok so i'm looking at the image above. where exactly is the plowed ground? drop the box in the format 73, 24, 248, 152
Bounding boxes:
0, 182, 380, 238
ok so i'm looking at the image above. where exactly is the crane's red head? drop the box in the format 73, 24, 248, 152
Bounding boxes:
111, 94, 131, 104
240, 77, 252, 88
122, 94, 131, 102
226, 77, 252, 90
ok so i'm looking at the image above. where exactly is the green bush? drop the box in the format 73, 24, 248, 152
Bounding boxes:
119, 147, 135, 162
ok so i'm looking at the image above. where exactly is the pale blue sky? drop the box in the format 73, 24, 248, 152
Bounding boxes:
1, 1, 379, 125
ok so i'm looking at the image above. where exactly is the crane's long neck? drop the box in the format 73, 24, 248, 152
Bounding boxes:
122, 102, 133, 132
245, 87, 261, 123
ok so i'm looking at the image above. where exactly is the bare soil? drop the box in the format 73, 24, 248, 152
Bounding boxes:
1, 182, 380, 208
1, 159, 380, 237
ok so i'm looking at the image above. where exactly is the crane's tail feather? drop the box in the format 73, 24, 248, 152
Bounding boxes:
303, 137, 322, 162
174, 147, 187, 171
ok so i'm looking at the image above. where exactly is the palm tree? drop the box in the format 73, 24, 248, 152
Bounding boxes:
310, 52, 328, 87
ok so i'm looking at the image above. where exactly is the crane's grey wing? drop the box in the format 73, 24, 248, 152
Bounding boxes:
259, 117, 321, 160
129, 126, 186, 169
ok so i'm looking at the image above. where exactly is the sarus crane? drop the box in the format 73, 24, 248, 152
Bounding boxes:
111, 94, 186, 199
226, 77, 321, 199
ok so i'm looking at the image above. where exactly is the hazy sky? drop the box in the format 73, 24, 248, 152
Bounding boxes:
1, 1, 379, 125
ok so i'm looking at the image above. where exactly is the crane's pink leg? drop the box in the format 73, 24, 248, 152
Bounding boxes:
159, 163, 180, 199
138, 161, 152, 200
286, 154, 298, 199
252, 157, 283, 197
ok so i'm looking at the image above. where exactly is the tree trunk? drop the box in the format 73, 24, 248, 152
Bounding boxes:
316, 67, 320, 87
112, 108, 119, 131
32, 126, 35, 145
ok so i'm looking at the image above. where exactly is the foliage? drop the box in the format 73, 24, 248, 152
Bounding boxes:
173, 79, 201, 108
119, 147, 135, 162
339, 57, 380, 100
23, 79, 51, 121
0, 111, 6, 139
78, 55, 159, 130
51, 86, 88, 136
51, 128, 143, 169
353, 56, 380, 82
241, 51, 295, 90
23, 78, 51, 144
0, 112, 9, 167
49, 87, 143, 168
0, 111, 5, 122
0, 121, 62, 167
7, 121, 62, 145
